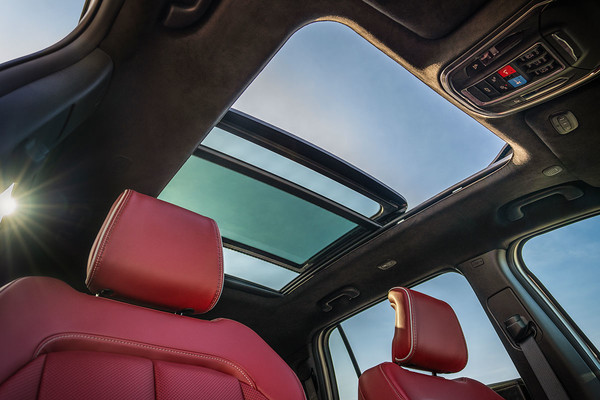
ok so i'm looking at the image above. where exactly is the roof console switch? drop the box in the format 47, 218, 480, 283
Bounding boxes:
461, 43, 562, 104
441, 0, 600, 116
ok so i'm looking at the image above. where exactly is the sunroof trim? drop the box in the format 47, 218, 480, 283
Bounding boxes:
223, 238, 303, 273
219, 109, 408, 220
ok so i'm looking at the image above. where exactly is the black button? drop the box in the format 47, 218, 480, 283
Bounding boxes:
475, 81, 500, 98
467, 86, 489, 102
486, 74, 512, 93
519, 47, 541, 62
526, 53, 549, 68
466, 60, 484, 76
480, 48, 498, 66
534, 61, 555, 75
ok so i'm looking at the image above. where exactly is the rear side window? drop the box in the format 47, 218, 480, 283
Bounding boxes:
328, 272, 520, 400
520, 214, 600, 352
0, 1, 86, 65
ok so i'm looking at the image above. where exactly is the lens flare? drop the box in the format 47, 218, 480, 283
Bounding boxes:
0, 183, 17, 222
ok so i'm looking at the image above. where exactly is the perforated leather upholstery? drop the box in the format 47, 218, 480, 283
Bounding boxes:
358, 287, 502, 400
0, 190, 306, 400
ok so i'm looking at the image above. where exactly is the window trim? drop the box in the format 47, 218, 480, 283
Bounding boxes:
509, 211, 600, 372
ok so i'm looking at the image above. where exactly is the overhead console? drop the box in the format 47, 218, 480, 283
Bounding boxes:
441, 0, 600, 116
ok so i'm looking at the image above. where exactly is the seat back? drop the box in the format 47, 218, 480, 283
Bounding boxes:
0, 190, 305, 400
358, 287, 502, 400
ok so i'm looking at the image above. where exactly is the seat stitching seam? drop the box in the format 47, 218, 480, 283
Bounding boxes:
36, 354, 48, 399
88, 190, 132, 288
378, 365, 407, 400
208, 219, 223, 311
152, 359, 158, 400
34, 333, 255, 388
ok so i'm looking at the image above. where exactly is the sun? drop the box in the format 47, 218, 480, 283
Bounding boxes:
0, 183, 18, 221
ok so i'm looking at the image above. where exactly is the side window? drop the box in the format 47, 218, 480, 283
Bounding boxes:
0, 1, 86, 65
520, 214, 600, 351
328, 272, 520, 400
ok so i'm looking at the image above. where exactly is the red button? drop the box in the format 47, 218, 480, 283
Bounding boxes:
498, 65, 516, 77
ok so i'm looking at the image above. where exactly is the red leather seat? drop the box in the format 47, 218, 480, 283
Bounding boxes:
0, 190, 306, 400
358, 287, 503, 400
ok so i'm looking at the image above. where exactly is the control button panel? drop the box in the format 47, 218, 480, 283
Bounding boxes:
441, 0, 600, 116
462, 44, 564, 104
463, 33, 522, 78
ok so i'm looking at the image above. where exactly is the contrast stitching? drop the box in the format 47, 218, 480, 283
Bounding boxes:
34, 333, 255, 388
207, 219, 223, 311
88, 190, 132, 288
408, 289, 417, 362
378, 364, 406, 400
87, 192, 127, 284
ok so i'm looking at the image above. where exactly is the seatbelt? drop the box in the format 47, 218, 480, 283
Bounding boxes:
505, 315, 570, 400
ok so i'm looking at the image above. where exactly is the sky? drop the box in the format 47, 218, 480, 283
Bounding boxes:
3, 6, 600, 400
233, 22, 506, 207
0, 1, 83, 65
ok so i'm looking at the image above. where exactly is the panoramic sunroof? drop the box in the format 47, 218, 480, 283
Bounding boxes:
161, 21, 507, 291
159, 111, 406, 290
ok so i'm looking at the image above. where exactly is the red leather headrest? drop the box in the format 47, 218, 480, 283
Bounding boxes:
86, 190, 223, 313
389, 287, 467, 373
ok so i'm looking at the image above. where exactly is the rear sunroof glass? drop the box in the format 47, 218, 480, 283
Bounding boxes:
159, 156, 357, 264
203, 127, 381, 217
223, 248, 298, 290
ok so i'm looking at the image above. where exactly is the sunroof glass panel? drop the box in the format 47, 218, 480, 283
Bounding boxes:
159, 156, 358, 264
233, 21, 506, 208
223, 248, 299, 290
203, 127, 381, 217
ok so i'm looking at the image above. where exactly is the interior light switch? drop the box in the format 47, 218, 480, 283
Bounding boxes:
550, 111, 578, 135
467, 60, 484, 76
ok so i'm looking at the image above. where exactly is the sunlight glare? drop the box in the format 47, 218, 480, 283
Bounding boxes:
0, 183, 18, 222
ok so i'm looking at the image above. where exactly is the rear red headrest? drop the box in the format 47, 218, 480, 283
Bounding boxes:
86, 190, 223, 313
389, 287, 468, 373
